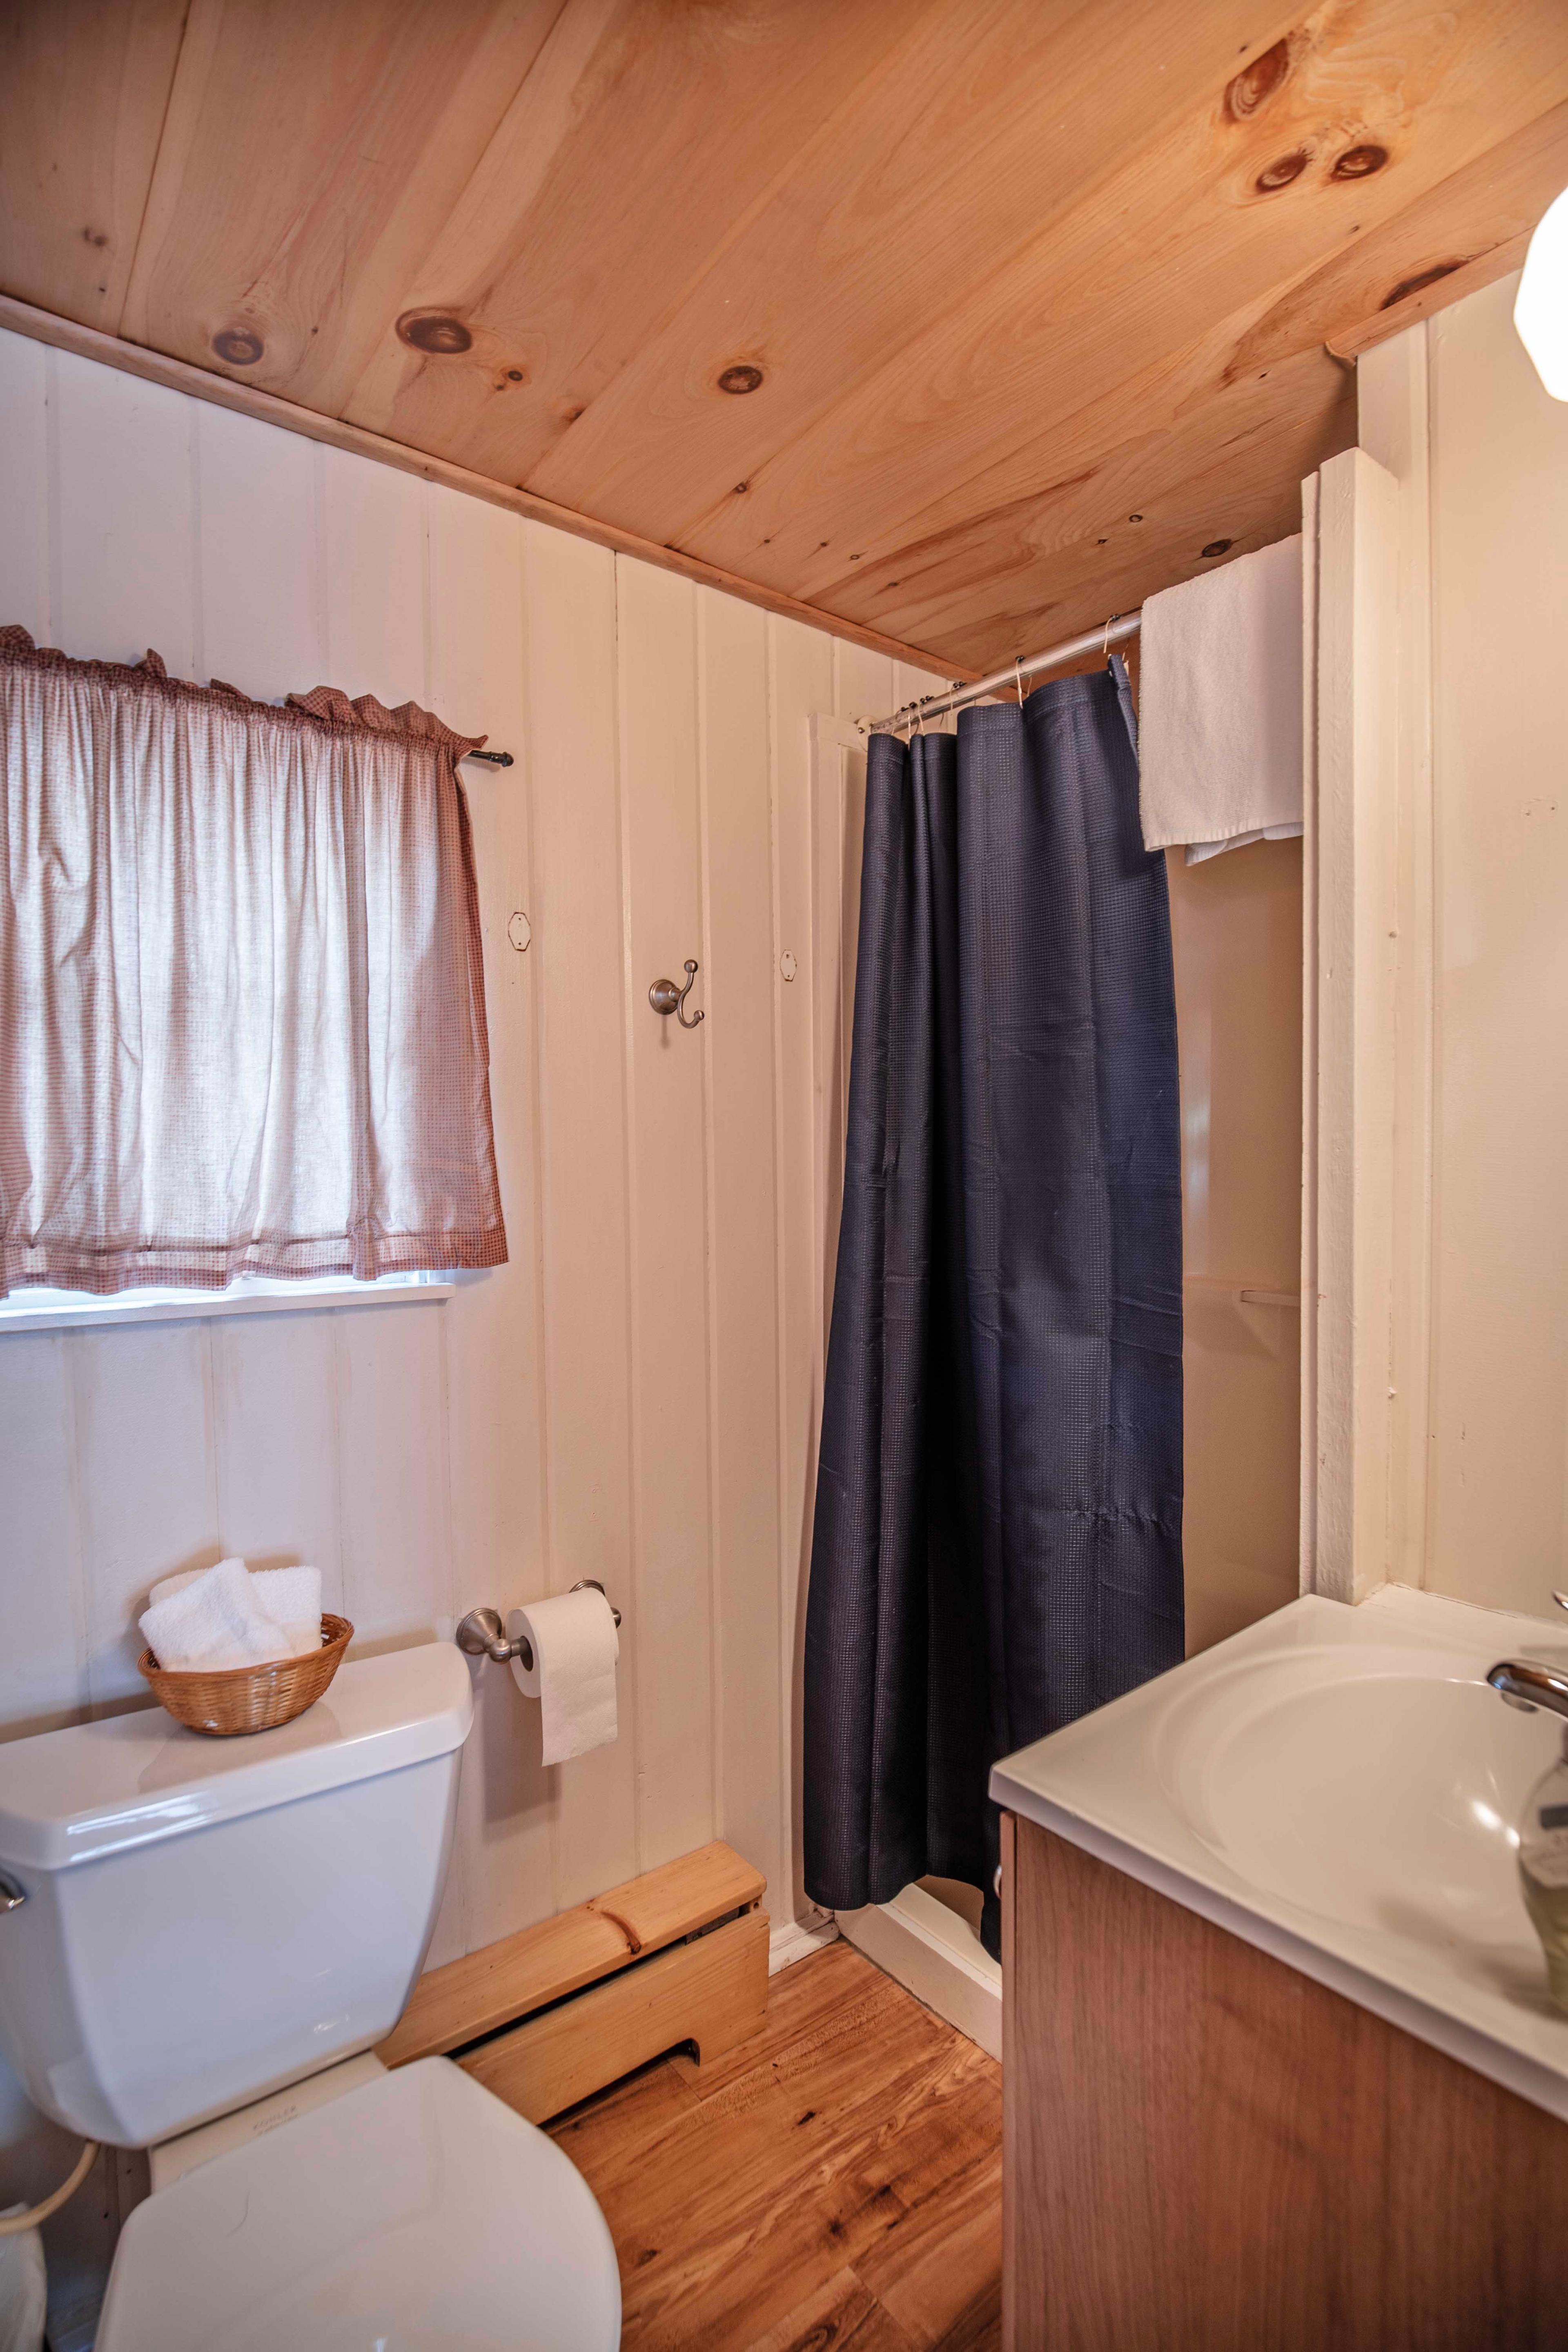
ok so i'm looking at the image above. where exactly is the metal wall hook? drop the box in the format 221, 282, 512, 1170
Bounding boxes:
456, 1580, 622, 1677
649, 959, 704, 1027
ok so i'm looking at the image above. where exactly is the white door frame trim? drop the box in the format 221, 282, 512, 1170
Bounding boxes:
1301, 325, 1437, 1604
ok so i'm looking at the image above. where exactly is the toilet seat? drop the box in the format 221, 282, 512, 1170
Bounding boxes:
96, 2057, 622, 2351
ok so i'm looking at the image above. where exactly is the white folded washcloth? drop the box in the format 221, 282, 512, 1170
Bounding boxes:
249, 1565, 323, 1657
140, 1557, 294, 1671
1137, 534, 1304, 863
149, 1562, 323, 1660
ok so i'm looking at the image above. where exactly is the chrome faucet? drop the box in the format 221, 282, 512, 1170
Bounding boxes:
1487, 1592, 1568, 1719
1488, 1657, 1568, 1719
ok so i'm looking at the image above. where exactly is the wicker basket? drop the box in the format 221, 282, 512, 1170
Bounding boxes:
138, 1614, 354, 1737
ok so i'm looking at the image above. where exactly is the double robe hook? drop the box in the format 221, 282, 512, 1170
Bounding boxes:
649, 959, 704, 1028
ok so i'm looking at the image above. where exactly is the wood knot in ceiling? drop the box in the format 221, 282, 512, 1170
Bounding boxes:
1380, 258, 1468, 310
1255, 149, 1311, 192
396, 310, 472, 355
1226, 38, 1293, 122
1332, 143, 1390, 180
212, 326, 263, 365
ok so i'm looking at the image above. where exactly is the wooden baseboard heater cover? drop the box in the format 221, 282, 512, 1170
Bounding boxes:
376, 1840, 769, 2122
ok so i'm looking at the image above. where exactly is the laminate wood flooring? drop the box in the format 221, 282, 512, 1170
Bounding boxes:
544, 1940, 1001, 2351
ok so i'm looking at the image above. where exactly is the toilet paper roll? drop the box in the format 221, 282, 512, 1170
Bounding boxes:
506, 1588, 620, 1765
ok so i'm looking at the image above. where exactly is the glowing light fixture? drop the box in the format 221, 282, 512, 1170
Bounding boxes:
1515, 185, 1568, 400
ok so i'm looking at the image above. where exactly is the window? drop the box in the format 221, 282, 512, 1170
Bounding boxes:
1, 627, 507, 1308
0, 1268, 451, 1334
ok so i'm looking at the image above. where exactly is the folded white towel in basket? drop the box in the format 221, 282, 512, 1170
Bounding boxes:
249, 1565, 324, 1657
141, 1558, 321, 1671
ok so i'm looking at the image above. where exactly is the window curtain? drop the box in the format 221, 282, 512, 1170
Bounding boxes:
0, 626, 506, 1297
802, 662, 1183, 1960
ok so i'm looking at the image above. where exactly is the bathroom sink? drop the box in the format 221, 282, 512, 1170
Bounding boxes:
991, 1587, 1568, 2123
1155, 1646, 1556, 1943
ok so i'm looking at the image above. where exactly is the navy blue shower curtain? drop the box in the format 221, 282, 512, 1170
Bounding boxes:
801, 659, 1183, 1958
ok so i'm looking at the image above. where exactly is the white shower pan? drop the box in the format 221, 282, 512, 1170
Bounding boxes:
835, 1880, 1001, 2059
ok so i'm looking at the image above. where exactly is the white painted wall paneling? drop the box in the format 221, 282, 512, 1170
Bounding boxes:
1419, 278, 1568, 1617
0, 324, 949, 2038
1301, 271, 1568, 1615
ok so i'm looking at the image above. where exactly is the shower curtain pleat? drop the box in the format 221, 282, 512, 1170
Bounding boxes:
802, 660, 1184, 1958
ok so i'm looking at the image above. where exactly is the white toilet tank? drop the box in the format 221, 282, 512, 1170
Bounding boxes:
0, 1642, 472, 2148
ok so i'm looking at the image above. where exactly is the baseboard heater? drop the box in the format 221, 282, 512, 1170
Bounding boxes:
376, 1841, 768, 2122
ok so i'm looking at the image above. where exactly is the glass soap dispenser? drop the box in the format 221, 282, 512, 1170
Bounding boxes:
1489, 1610, 1568, 2014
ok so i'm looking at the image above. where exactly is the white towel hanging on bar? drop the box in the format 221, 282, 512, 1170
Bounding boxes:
1136, 535, 1303, 863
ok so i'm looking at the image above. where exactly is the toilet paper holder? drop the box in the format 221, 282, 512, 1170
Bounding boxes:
456, 1581, 621, 1676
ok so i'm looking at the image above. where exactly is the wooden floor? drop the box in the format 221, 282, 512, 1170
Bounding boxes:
545, 1940, 1001, 2351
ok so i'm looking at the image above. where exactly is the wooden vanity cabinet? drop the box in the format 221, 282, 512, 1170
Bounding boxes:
1000, 1811, 1568, 2352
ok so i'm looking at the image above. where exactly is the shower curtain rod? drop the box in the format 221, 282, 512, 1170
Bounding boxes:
860, 608, 1142, 736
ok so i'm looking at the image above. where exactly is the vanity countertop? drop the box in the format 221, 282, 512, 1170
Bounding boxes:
991, 1584, 1568, 2123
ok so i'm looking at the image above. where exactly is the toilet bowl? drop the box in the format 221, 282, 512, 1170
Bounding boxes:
98, 2057, 618, 2350
0, 1642, 621, 2348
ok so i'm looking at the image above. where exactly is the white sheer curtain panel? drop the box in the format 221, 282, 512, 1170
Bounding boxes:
0, 627, 507, 1297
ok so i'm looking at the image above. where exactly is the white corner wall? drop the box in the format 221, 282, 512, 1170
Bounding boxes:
0, 325, 945, 2002
1326, 273, 1568, 1615
1420, 277, 1568, 1615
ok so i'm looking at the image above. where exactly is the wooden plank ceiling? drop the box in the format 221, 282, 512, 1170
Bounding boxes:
4, 0, 1566, 677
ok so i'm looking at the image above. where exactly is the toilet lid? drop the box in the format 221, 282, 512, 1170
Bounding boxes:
96, 2058, 621, 2352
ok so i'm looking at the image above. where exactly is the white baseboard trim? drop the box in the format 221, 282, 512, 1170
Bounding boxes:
768, 1915, 840, 1975
836, 1884, 1002, 2060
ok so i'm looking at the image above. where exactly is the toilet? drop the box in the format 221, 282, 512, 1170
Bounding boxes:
0, 1641, 621, 2350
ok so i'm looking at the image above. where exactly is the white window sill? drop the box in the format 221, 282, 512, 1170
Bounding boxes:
0, 1274, 455, 1336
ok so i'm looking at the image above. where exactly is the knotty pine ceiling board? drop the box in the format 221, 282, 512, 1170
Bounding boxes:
119, 0, 572, 412
1233, 95, 1568, 371
507, 0, 1288, 531
871, 363, 1357, 677
338, 0, 934, 480
831, 343, 1354, 661
2, 0, 1566, 675
677, 0, 1568, 605
0, 0, 188, 332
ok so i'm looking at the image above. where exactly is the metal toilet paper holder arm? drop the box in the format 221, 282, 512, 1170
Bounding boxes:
456, 1580, 621, 1675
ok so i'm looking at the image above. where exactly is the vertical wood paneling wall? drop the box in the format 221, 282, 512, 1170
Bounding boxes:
1387, 278, 1568, 1618
0, 323, 944, 1977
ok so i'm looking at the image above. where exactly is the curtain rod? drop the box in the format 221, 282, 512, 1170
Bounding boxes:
860, 609, 1142, 736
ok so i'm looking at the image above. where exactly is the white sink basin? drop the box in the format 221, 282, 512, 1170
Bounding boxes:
1156, 1646, 1556, 1942
991, 1588, 1568, 2121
